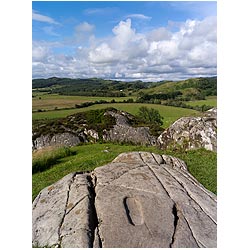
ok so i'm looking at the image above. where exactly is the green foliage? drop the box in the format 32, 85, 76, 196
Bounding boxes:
137, 91, 182, 102
32, 146, 76, 174
137, 106, 163, 126
138, 77, 217, 100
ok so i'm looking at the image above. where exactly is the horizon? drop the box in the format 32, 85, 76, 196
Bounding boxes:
32, 75, 217, 83
32, 1, 217, 81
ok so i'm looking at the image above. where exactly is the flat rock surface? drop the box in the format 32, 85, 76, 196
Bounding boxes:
32, 152, 217, 248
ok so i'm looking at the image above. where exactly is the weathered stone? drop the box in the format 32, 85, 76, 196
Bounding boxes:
32, 173, 94, 248
103, 110, 157, 146
32, 132, 81, 150
32, 152, 217, 248
84, 128, 99, 142
157, 108, 217, 152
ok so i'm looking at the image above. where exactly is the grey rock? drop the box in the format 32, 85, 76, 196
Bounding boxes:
205, 107, 217, 117
84, 128, 99, 142
103, 110, 157, 146
32, 152, 217, 248
158, 108, 217, 152
32, 132, 82, 150
32, 173, 94, 248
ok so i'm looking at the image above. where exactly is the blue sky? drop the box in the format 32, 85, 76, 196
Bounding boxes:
32, 1, 217, 80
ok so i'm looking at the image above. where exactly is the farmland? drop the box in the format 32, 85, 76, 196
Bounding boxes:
32, 93, 132, 111
184, 96, 217, 107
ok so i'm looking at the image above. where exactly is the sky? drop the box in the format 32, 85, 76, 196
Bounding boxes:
32, 1, 217, 81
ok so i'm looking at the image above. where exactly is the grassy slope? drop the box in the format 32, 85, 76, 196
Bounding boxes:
32, 143, 217, 200
184, 96, 217, 107
144, 83, 176, 94
32, 103, 200, 128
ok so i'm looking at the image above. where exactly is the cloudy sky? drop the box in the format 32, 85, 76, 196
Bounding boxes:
32, 1, 217, 81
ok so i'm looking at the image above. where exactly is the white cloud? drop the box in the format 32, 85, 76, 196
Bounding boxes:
126, 14, 152, 20
66, 22, 96, 45
112, 19, 136, 46
32, 10, 59, 25
32, 41, 50, 61
147, 27, 171, 42
75, 22, 95, 33
88, 43, 118, 63
84, 7, 118, 15
33, 16, 217, 81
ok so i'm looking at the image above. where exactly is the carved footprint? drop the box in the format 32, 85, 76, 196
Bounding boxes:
124, 197, 144, 226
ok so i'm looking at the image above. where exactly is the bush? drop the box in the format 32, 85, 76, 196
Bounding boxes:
137, 106, 163, 126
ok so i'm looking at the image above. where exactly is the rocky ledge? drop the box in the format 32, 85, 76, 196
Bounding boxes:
32, 152, 217, 248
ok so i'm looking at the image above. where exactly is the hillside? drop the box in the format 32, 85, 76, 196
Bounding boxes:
32, 77, 216, 101
136, 77, 217, 102
32, 77, 163, 97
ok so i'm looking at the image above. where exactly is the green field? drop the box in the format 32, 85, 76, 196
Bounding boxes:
32, 93, 133, 111
184, 96, 217, 107
32, 103, 200, 128
32, 143, 217, 200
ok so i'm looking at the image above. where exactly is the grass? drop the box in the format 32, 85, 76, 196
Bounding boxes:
32, 146, 76, 174
32, 93, 133, 111
32, 103, 201, 128
32, 143, 217, 200
166, 148, 217, 194
183, 96, 217, 107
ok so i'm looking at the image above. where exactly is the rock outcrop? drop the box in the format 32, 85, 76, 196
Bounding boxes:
32, 132, 83, 150
103, 110, 156, 146
32, 152, 217, 248
158, 108, 217, 152
32, 109, 157, 150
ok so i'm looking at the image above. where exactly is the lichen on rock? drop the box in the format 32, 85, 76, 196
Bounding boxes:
157, 108, 217, 152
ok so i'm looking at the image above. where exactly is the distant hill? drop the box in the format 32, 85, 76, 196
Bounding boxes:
137, 77, 217, 102
32, 76, 216, 100
32, 77, 163, 97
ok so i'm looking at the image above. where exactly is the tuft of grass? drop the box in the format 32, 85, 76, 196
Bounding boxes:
32, 143, 217, 200
32, 146, 76, 174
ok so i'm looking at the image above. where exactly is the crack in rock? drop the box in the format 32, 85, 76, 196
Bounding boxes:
163, 166, 217, 225
170, 204, 179, 247
86, 174, 102, 248
58, 174, 75, 247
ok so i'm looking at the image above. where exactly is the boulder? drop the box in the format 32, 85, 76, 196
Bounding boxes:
157, 108, 217, 152
32, 152, 217, 248
102, 110, 157, 146
32, 132, 82, 150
